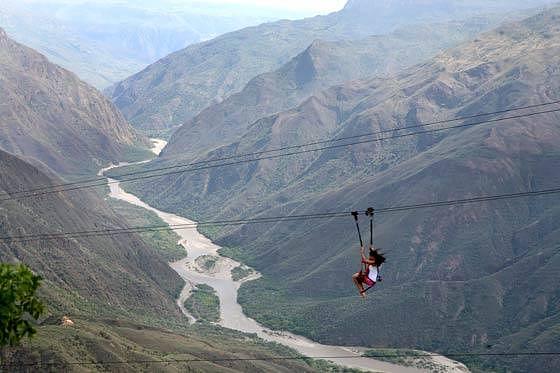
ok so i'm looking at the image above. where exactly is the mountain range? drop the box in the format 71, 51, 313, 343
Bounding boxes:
108, 0, 556, 131
0, 0, 279, 88
162, 17, 522, 159
2, 1, 560, 371
117, 8, 560, 372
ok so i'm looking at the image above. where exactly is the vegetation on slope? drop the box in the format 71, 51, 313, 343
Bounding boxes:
232, 266, 255, 282
110, 200, 185, 262
10, 318, 320, 373
0, 150, 184, 321
185, 284, 221, 323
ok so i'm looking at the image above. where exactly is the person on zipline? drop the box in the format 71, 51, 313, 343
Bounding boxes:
352, 246, 386, 298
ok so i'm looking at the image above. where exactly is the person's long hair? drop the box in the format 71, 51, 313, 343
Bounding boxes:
369, 248, 386, 266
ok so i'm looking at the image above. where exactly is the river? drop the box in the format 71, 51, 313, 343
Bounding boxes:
100, 139, 468, 373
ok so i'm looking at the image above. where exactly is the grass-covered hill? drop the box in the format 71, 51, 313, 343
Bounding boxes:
108, 0, 555, 131
117, 9, 560, 372
0, 28, 149, 177
14, 319, 323, 373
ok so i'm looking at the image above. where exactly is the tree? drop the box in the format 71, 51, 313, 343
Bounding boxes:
0, 263, 44, 356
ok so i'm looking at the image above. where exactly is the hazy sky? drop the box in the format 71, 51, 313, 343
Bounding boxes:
7, 0, 348, 20
170, 0, 348, 17
192, 0, 347, 13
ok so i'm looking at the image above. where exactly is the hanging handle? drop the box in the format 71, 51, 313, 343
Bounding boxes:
366, 207, 375, 248
352, 211, 366, 274
351, 211, 363, 247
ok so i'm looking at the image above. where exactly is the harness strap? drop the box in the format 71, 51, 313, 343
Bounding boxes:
351, 211, 363, 244
366, 207, 380, 281
366, 207, 375, 247
352, 211, 366, 274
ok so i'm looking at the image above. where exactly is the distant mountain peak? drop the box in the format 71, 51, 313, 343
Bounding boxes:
293, 39, 341, 83
308, 39, 327, 48
293, 42, 325, 86
109, 0, 556, 131
344, 0, 397, 11
342, 0, 552, 34
305, 39, 330, 56
343, 0, 367, 9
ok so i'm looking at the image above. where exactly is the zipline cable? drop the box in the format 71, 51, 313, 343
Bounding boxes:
12, 98, 560, 196
1, 102, 560, 202
8, 98, 560, 197
1, 212, 350, 244
2, 187, 559, 243
4, 351, 560, 368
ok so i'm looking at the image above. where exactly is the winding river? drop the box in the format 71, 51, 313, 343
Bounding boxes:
100, 139, 468, 373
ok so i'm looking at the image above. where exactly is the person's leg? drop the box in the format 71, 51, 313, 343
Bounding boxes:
352, 273, 361, 290
352, 273, 365, 297
361, 279, 375, 297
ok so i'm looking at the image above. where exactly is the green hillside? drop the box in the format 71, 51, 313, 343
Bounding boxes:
12, 319, 322, 373
111, 199, 186, 262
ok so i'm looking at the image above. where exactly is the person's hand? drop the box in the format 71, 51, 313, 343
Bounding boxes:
360, 246, 365, 252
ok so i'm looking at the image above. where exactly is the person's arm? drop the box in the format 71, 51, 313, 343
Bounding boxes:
360, 247, 376, 264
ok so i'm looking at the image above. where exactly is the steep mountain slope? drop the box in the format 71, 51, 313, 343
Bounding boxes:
119, 9, 560, 372
0, 0, 278, 88
0, 28, 148, 176
109, 0, 555, 130
0, 148, 182, 321
163, 19, 501, 157
139, 7, 560, 218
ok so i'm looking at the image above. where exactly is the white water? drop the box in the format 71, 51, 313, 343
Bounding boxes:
100, 139, 468, 373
